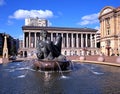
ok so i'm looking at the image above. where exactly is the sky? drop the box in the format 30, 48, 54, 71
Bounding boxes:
0, 0, 120, 39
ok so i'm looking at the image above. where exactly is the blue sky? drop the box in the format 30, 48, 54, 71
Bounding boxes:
0, 0, 120, 39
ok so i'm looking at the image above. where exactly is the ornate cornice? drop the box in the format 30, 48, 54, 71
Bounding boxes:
101, 35, 118, 39
22, 26, 97, 32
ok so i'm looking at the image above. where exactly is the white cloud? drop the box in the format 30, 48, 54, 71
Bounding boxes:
94, 26, 100, 30
78, 13, 99, 26
9, 9, 54, 19
0, 0, 5, 6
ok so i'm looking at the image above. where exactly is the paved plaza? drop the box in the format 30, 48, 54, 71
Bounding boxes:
67, 55, 120, 66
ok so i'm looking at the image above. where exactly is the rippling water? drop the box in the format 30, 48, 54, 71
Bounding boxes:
0, 61, 120, 94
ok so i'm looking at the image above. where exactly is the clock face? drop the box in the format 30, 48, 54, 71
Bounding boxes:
101, 8, 112, 15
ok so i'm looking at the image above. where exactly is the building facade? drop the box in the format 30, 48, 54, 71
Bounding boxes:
99, 6, 120, 56
0, 33, 4, 56
20, 18, 99, 58
0, 33, 19, 57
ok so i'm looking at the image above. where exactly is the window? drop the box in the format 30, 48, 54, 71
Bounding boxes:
106, 17, 110, 25
106, 40, 111, 46
107, 29, 110, 35
105, 17, 110, 35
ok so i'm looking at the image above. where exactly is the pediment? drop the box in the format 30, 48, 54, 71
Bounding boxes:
101, 8, 112, 15
99, 6, 115, 17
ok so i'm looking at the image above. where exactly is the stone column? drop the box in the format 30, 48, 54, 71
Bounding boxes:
51, 32, 53, 41
29, 32, 31, 48
66, 33, 69, 47
26, 36, 28, 48
86, 34, 88, 47
101, 20, 104, 37
35, 32, 37, 48
81, 34, 83, 48
61, 33, 64, 48
23, 33, 25, 48
104, 19, 106, 37
76, 33, 79, 48
56, 33, 58, 36
95, 34, 97, 48
68, 34, 70, 47
90, 34, 93, 48
100, 21, 103, 37
65, 33, 67, 47
72, 33, 74, 48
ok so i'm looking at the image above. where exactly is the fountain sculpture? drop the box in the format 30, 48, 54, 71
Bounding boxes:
33, 30, 70, 71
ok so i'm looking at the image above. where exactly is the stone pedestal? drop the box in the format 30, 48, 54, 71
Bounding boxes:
79, 56, 86, 61
97, 56, 105, 62
0, 58, 9, 64
33, 60, 70, 71
0, 58, 2, 64
116, 57, 120, 63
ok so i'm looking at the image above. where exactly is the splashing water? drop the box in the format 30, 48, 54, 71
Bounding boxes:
17, 74, 26, 78
60, 75, 70, 79
81, 63, 104, 75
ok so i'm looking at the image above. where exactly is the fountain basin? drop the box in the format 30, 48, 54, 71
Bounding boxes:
33, 60, 70, 71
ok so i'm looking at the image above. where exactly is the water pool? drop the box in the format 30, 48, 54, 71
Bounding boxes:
0, 61, 120, 94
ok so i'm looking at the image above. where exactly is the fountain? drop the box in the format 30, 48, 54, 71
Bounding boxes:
33, 30, 70, 71
1, 30, 120, 94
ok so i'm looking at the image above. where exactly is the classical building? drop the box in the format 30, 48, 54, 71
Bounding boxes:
96, 30, 101, 48
20, 18, 98, 58
99, 6, 120, 56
